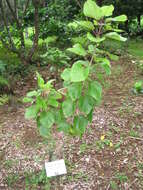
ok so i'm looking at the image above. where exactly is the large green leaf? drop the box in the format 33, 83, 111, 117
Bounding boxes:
57, 121, 71, 134
105, 32, 127, 42
68, 83, 82, 101
54, 110, 63, 123
25, 105, 38, 119
74, 115, 88, 136
87, 109, 93, 123
67, 44, 87, 56
61, 68, 71, 81
47, 98, 59, 107
23, 97, 34, 103
62, 98, 75, 118
39, 125, 50, 137
101, 5, 114, 17
78, 95, 95, 114
76, 21, 95, 30
108, 53, 119, 61
88, 81, 102, 101
36, 96, 47, 111
106, 15, 127, 22
36, 72, 45, 88
97, 58, 111, 75
83, 0, 102, 20
87, 33, 105, 43
70, 61, 89, 82
27, 90, 37, 97
39, 111, 55, 129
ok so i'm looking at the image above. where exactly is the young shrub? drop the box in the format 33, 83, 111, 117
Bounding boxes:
24, 0, 127, 139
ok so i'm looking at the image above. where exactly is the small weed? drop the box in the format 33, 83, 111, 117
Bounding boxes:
67, 172, 88, 182
114, 140, 123, 150
133, 80, 143, 94
115, 172, 128, 183
13, 138, 21, 149
137, 162, 143, 170
129, 124, 140, 137
6, 173, 19, 187
25, 169, 50, 190
110, 180, 118, 190
109, 123, 120, 133
4, 159, 16, 169
96, 135, 114, 150
79, 143, 89, 154
129, 129, 140, 138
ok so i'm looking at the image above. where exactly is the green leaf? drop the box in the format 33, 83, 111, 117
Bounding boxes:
108, 53, 119, 61
88, 81, 102, 101
25, 105, 38, 119
61, 68, 71, 81
58, 121, 71, 134
76, 21, 95, 30
38, 125, 50, 137
36, 72, 45, 88
70, 61, 89, 82
87, 109, 93, 123
78, 95, 95, 114
83, 0, 102, 20
67, 83, 82, 101
97, 58, 111, 75
101, 63, 111, 75
105, 32, 127, 42
87, 33, 105, 43
134, 81, 143, 91
27, 90, 37, 97
74, 115, 88, 136
54, 110, 64, 124
88, 44, 95, 54
93, 20, 98, 25
62, 98, 75, 118
101, 5, 114, 17
39, 111, 55, 129
67, 43, 87, 56
23, 97, 34, 103
47, 98, 59, 107
107, 15, 127, 22
36, 96, 47, 110
68, 22, 78, 29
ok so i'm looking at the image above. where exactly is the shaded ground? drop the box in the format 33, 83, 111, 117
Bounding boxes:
0, 54, 143, 189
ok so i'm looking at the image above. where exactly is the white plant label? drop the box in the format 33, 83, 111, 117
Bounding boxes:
45, 159, 67, 177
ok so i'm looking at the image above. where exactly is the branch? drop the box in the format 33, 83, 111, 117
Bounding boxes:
5, 0, 25, 48
27, 0, 39, 61
23, 0, 30, 17
0, 0, 17, 52
6, 0, 18, 24
75, 0, 83, 9
14, 0, 17, 19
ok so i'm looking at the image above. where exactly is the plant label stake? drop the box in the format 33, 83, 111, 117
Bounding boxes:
45, 159, 67, 177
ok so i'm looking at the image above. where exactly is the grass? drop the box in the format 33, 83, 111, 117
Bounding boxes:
5, 169, 51, 189
128, 39, 143, 59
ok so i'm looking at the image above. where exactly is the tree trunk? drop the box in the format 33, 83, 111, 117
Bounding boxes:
137, 15, 141, 27
125, 20, 129, 33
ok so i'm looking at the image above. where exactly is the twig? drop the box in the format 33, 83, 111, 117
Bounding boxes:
128, 136, 143, 141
